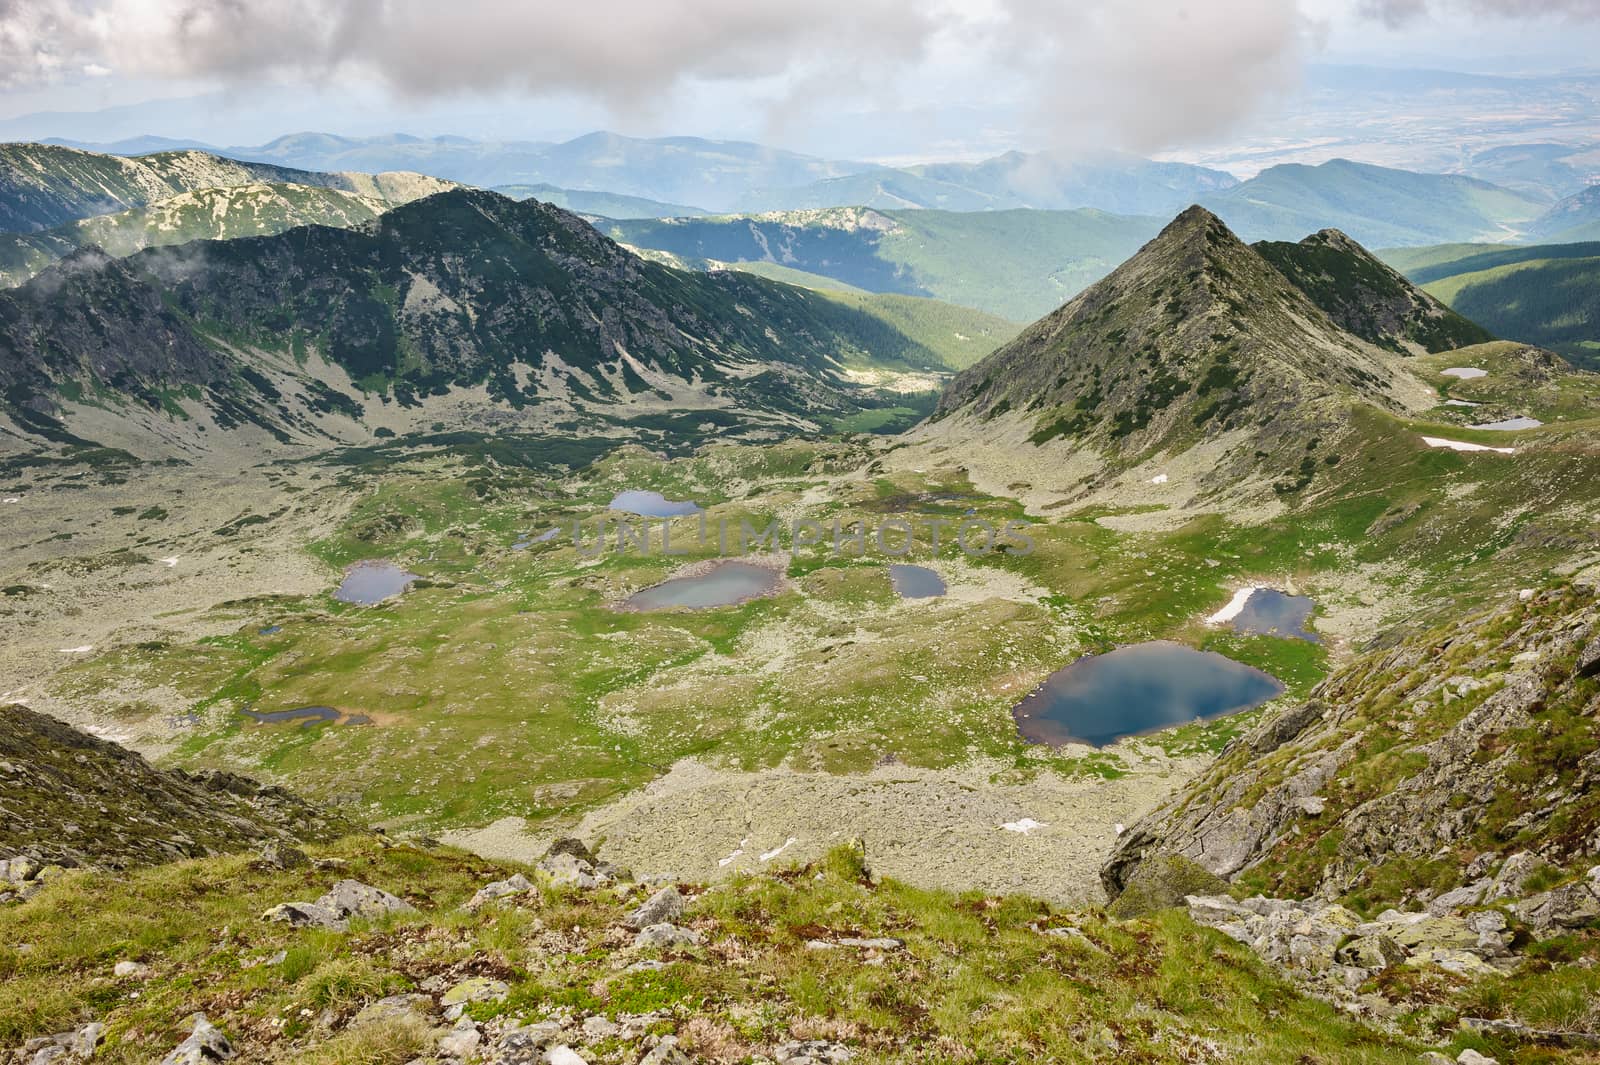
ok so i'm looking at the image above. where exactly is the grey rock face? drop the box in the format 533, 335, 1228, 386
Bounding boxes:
1510, 866, 1600, 933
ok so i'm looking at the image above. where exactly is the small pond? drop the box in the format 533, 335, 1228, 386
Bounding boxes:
241, 706, 371, 729
512, 528, 560, 551
334, 561, 418, 605
1012, 642, 1285, 748
608, 490, 702, 517
623, 561, 780, 611
1227, 588, 1319, 642
889, 564, 947, 599
1468, 416, 1543, 431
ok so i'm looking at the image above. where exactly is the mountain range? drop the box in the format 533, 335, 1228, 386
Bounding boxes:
0, 189, 960, 458
0, 142, 448, 234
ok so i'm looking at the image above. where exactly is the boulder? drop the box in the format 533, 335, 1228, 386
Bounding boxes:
465, 873, 537, 912
249, 843, 309, 871
774, 1041, 853, 1065
441, 976, 510, 1021
319, 879, 416, 921
1334, 934, 1405, 971
1107, 853, 1228, 919
158, 1014, 233, 1065
262, 879, 415, 930
1510, 867, 1600, 933
624, 886, 684, 931
634, 923, 702, 949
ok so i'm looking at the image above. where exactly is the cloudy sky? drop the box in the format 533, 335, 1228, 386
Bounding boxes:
0, 0, 1596, 158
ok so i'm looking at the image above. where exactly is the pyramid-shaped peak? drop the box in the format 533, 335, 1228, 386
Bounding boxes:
1144, 204, 1248, 257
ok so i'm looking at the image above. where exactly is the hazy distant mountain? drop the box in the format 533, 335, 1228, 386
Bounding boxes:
1525, 185, 1600, 243
495, 184, 709, 219
602, 207, 1163, 323
1461, 143, 1596, 202
1201, 159, 1546, 246
212, 131, 875, 212
739, 151, 1239, 216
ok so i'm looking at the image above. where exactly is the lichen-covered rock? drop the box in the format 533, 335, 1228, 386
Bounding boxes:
1510, 866, 1600, 933
464, 873, 536, 912
157, 1014, 232, 1065
1105, 853, 1228, 919
0, 704, 351, 874
634, 923, 701, 949
624, 886, 684, 931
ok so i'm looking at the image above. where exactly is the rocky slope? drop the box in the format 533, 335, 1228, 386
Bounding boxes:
0, 701, 352, 884
1, 832, 1475, 1064
0, 189, 944, 457
929, 207, 1434, 493
0, 143, 449, 234
1254, 229, 1494, 354
1105, 580, 1600, 916
0, 183, 405, 288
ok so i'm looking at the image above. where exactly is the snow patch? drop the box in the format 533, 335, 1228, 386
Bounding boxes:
1442, 367, 1488, 380
1206, 586, 1262, 625
1421, 436, 1515, 455
759, 837, 798, 862
57, 645, 94, 654
158, 557, 179, 568
1149, 474, 1169, 485
1000, 818, 1047, 835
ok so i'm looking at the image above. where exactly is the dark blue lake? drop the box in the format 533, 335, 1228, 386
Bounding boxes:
1013, 642, 1284, 748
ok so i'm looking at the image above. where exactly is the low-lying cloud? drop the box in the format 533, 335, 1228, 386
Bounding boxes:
1360, 0, 1600, 24
0, 0, 1591, 154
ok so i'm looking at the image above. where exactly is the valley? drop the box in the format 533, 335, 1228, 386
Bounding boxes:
3, 122, 1600, 1062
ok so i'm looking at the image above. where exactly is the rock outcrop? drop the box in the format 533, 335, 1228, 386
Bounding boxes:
1104, 585, 1600, 916
0, 703, 352, 875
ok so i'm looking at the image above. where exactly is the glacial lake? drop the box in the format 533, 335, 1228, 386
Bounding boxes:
1012, 642, 1285, 748
889, 564, 947, 599
623, 561, 781, 611
334, 561, 418, 605
1468, 417, 1543, 431
1230, 589, 1319, 642
608, 490, 702, 517
242, 706, 342, 729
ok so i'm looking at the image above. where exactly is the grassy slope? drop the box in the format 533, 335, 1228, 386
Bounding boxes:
1420, 256, 1600, 369
0, 837, 1448, 1064
724, 262, 1022, 370
44, 347, 1600, 833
